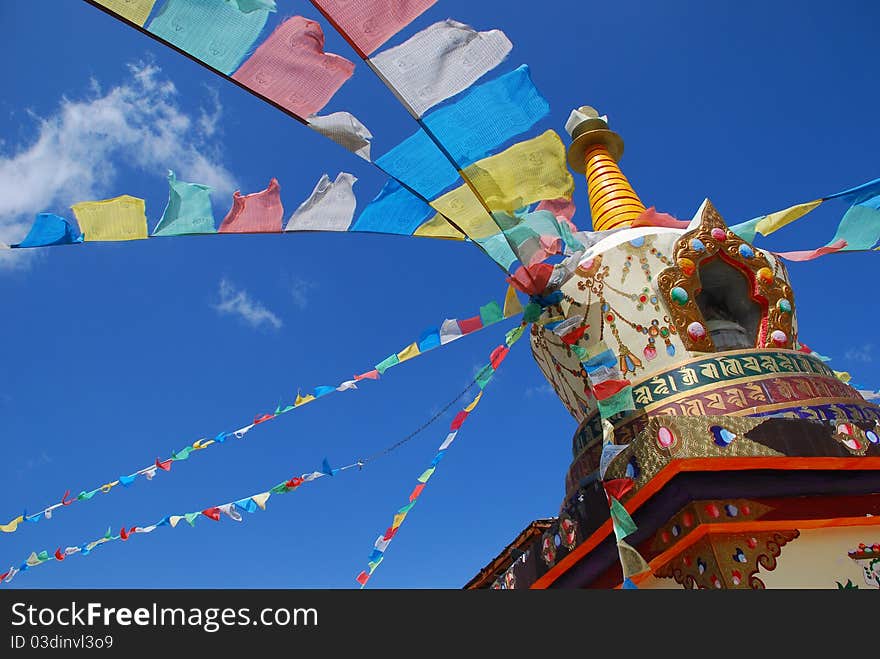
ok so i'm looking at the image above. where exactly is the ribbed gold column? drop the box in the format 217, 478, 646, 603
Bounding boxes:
566, 107, 646, 231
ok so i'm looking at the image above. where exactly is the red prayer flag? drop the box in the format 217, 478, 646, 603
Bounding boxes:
0, 571, 8, 581
383, 526, 398, 541
490, 345, 510, 369
202, 507, 222, 521
355, 369, 380, 381
562, 325, 589, 345
450, 410, 469, 430
630, 207, 689, 229
218, 178, 284, 233
356, 571, 370, 586
61, 490, 74, 506
254, 413, 274, 425
507, 262, 553, 296
285, 477, 304, 489
592, 379, 631, 400
54, 548, 65, 561
409, 484, 426, 501
120, 526, 130, 540
156, 457, 172, 471
312, 0, 437, 56
604, 478, 635, 501
775, 239, 847, 262
231, 17, 354, 118
457, 316, 483, 334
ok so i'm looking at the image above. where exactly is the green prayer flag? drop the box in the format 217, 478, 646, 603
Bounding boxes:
78, 489, 98, 501
270, 483, 289, 494
505, 325, 525, 346
36, 550, 50, 562
597, 386, 635, 419
479, 301, 504, 326
523, 302, 542, 323
171, 446, 194, 461
417, 467, 435, 483
609, 496, 638, 541
398, 501, 416, 514
151, 171, 216, 236
184, 512, 200, 527
476, 364, 495, 389
376, 353, 400, 375
571, 344, 588, 360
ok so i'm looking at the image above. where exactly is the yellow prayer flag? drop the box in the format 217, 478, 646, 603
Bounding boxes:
397, 342, 421, 363
392, 512, 407, 529
26, 552, 42, 567
503, 285, 523, 318
71, 194, 148, 242
252, 493, 271, 510
415, 130, 574, 240
295, 392, 316, 406
754, 199, 823, 237
464, 392, 483, 413
93, 0, 157, 26
0, 515, 23, 533
169, 515, 183, 528
834, 370, 852, 384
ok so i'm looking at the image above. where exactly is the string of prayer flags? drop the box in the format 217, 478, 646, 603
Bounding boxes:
151, 170, 216, 236
350, 180, 435, 235
730, 177, 880, 252
232, 17, 355, 118
93, 0, 158, 26
307, 112, 373, 160
310, 0, 437, 56
0, 456, 353, 585
376, 65, 550, 200
71, 194, 148, 242
2, 294, 520, 534
370, 19, 513, 118
218, 178, 283, 233
356, 331, 522, 588
285, 172, 357, 232
2, 355, 515, 584
12, 213, 83, 248
147, 0, 272, 75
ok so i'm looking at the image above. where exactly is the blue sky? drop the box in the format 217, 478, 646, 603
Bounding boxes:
0, 0, 877, 588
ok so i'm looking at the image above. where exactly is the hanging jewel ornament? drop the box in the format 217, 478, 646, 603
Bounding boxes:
618, 344, 643, 376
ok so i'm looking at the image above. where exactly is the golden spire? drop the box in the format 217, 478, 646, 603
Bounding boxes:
566, 107, 645, 231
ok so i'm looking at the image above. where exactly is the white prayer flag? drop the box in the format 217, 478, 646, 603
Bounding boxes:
285, 172, 357, 232
371, 19, 512, 117
308, 111, 373, 160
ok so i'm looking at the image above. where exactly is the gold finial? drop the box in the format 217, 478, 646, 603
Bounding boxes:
566, 107, 645, 231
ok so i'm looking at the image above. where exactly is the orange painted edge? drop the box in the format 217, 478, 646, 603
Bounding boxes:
531, 456, 880, 588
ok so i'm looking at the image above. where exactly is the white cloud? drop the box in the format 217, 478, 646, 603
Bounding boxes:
289, 277, 316, 310
525, 383, 555, 398
0, 61, 235, 269
214, 278, 282, 330
845, 344, 874, 363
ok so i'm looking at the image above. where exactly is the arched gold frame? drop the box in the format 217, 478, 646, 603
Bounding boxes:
655, 200, 796, 352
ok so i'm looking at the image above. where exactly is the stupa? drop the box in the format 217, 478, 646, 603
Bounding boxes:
467, 108, 880, 589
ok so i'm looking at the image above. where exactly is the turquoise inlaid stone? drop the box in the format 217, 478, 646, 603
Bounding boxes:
671, 286, 689, 305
